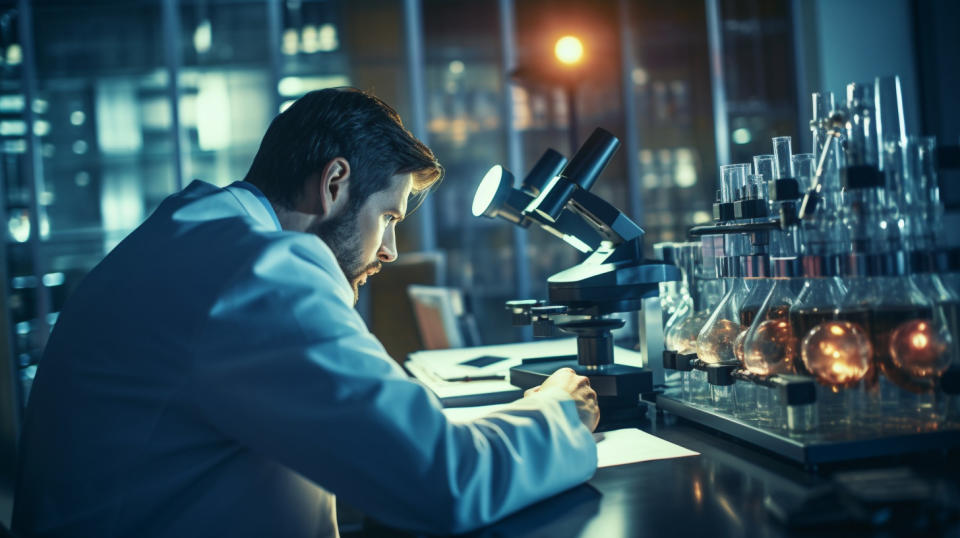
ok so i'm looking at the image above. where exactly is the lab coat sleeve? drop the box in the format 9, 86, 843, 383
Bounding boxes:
188, 236, 598, 534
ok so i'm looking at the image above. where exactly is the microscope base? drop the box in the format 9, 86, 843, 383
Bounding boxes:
509, 356, 652, 416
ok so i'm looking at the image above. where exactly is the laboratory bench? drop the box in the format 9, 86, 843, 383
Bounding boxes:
352, 405, 960, 538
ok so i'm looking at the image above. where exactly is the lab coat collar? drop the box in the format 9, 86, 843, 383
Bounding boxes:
226, 181, 283, 231
220, 180, 355, 304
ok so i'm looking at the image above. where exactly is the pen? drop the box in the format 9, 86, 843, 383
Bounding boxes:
446, 374, 507, 382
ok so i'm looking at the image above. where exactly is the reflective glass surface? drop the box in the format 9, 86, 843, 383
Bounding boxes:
1, 2, 40, 377
719, 0, 799, 163
178, 0, 273, 188
627, 2, 716, 245
6, 1, 181, 388
35, 0, 178, 248
422, 0, 518, 343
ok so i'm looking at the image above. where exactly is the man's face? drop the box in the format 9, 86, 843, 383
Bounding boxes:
311, 173, 413, 303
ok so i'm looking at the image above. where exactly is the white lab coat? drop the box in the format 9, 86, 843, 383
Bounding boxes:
12, 180, 597, 537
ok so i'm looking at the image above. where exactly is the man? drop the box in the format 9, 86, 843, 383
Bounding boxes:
13, 88, 599, 537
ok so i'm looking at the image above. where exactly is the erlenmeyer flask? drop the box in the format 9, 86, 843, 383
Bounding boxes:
799, 316, 874, 433
664, 296, 694, 353
697, 279, 750, 364
939, 269, 960, 368
679, 271, 724, 405
655, 242, 683, 329
742, 278, 804, 377
789, 277, 848, 357
735, 278, 773, 365
663, 242, 698, 352
670, 278, 723, 355
800, 319, 873, 388
837, 276, 952, 397
899, 274, 957, 380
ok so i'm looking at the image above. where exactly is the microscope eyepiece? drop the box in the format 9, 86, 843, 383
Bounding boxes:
561, 128, 620, 192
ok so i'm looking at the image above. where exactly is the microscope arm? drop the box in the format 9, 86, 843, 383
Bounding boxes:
503, 189, 604, 253
566, 187, 644, 245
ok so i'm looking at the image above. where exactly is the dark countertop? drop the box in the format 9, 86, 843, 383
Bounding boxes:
358, 405, 960, 538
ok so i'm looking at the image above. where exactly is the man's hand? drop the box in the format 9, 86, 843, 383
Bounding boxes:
524, 368, 599, 432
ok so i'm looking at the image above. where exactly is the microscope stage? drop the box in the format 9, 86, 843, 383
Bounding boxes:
509, 357, 652, 410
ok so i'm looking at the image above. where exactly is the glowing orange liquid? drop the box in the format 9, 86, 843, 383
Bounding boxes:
837, 306, 935, 393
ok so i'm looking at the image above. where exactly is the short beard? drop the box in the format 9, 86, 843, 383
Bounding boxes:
310, 205, 381, 305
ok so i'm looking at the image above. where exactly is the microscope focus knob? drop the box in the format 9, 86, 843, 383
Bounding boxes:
557, 318, 625, 368
530, 305, 568, 338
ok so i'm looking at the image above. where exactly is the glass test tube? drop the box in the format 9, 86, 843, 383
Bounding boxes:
773, 136, 794, 179
846, 82, 879, 168
753, 154, 776, 181
875, 75, 907, 148
792, 153, 816, 191
745, 174, 765, 200
734, 164, 752, 199
811, 91, 836, 155
720, 164, 739, 203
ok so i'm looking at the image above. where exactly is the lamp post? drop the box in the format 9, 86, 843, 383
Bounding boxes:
554, 35, 584, 153
510, 34, 586, 155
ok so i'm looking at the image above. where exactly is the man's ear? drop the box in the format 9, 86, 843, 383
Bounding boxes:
311, 157, 351, 219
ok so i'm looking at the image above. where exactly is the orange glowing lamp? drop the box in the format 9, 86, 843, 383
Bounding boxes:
554, 35, 584, 65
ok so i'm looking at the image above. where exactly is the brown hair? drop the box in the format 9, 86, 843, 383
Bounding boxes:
244, 87, 442, 213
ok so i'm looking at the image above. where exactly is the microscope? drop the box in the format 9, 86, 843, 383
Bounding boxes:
472, 128, 680, 418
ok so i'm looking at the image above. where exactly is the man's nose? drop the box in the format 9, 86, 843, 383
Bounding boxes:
378, 230, 398, 263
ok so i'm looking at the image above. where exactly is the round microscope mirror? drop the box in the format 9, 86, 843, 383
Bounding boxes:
472, 165, 513, 218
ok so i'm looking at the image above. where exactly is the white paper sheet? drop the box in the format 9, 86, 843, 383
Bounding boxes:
442, 406, 699, 468
593, 428, 699, 468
